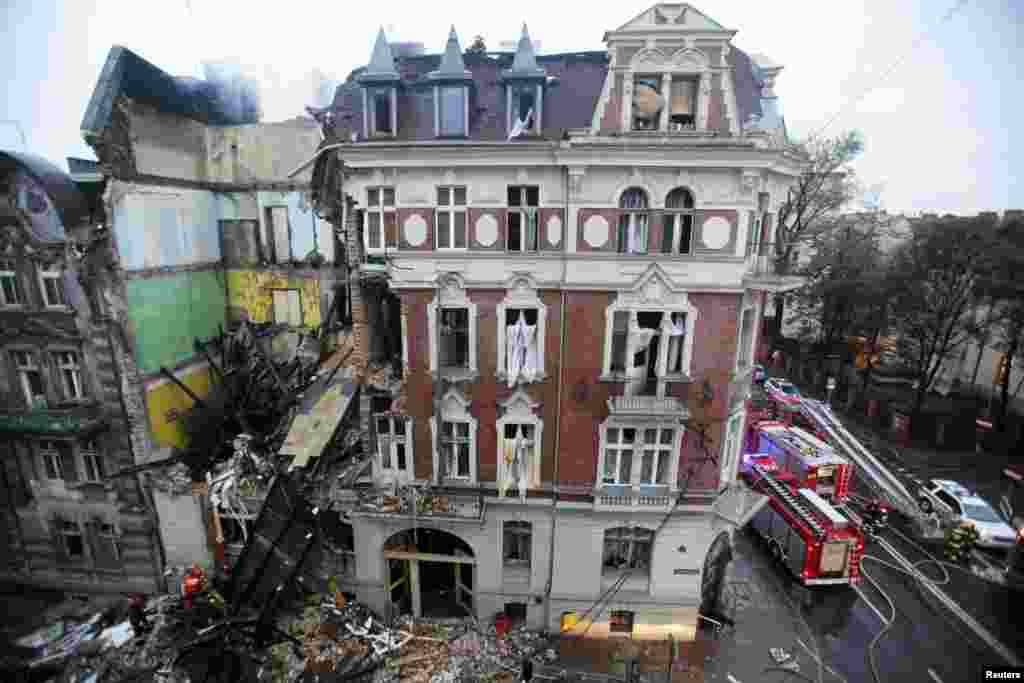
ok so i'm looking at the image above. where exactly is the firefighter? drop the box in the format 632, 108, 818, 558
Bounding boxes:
863, 499, 889, 535
944, 521, 980, 564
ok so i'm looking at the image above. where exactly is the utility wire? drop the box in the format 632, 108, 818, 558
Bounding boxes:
806, 0, 968, 142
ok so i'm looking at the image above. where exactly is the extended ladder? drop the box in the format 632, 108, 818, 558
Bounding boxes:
751, 463, 825, 538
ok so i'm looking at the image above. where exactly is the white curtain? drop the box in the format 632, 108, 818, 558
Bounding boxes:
499, 427, 519, 498
664, 313, 685, 373
506, 316, 524, 388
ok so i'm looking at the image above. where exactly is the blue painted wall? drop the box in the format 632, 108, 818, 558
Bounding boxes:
113, 187, 223, 270
257, 191, 333, 263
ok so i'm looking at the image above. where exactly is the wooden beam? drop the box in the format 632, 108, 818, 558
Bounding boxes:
383, 550, 477, 565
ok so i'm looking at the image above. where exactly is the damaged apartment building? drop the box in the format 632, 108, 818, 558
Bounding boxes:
296, 3, 804, 635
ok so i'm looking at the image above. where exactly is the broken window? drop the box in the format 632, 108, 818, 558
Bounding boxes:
436, 186, 467, 249
602, 526, 653, 572
265, 206, 292, 263
662, 188, 695, 254
439, 307, 469, 370
0, 261, 22, 306
12, 350, 46, 408
503, 521, 532, 566
669, 77, 697, 131
39, 267, 66, 307
609, 311, 630, 373
607, 310, 688, 379
440, 420, 471, 479
376, 415, 410, 475
602, 427, 635, 485
632, 76, 663, 131
323, 517, 356, 577
506, 186, 539, 253
369, 87, 394, 136
439, 86, 466, 136
52, 351, 85, 401
617, 188, 649, 254
81, 440, 105, 482
638, 428, 674, 486
499, 422, 538, 497
503, 308, 539, 385
365, 187, 396, 253
737, 307, 755, 371
91, 521, 120, 566
57, 518, 85, 560
272, 289, 302, 327
509, 84, 537, 134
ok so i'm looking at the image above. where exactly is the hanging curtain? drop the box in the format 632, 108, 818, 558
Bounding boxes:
506, 317, 524, 388
521, 322, 539, 382
523, 207, 538, 250
665, 313, 685, 373
516, 428, 530, 502
499, 428, 517, 498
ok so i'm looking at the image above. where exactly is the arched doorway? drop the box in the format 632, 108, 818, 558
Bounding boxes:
383, 528, 475, 619
699, 531, 733, 619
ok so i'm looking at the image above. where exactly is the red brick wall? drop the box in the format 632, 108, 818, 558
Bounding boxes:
397, 208, 435, 251
399, 289, 435, 480
599, 73, 623, 133
576, 208, 620, 252
538, 208, 565, 251
468, 208, 506, 251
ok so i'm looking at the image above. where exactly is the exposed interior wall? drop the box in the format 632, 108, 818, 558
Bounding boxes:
256, 191, 334, 263
144, 364, 213, 449
125, 270, 228, 375
226, 269, 321, 328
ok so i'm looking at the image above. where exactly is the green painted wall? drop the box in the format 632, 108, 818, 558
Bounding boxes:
126, 270, 227, 375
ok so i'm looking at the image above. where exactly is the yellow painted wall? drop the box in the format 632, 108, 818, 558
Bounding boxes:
145, 365, 213, 449
226, 270, 321, 328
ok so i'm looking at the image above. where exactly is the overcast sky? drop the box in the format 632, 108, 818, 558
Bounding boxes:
2, 0, 1020, 215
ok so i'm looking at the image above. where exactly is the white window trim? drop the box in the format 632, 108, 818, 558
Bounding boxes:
496, 277, 547, 383
600, 286, 699, 384
506, 186, 540, 253
427, 275, 478, 380
720, 409, 745, 493
52, 350, 85, 401
505, 83, 543, 135
435, 186, 468, 251
374, 414, 413, 484
734, 292, 759, 374
364, 186, 396, 254
601, 524, 655, 582
502, 520, 533, 566
0, 266, 23, 307
496, 389, 544, 492
38, 267, 67, 309
39, 440, 65, 481
597, 418, 682, 492
13, 349, 46, 407
81, 440, 104, 483
430, 388, 478, 485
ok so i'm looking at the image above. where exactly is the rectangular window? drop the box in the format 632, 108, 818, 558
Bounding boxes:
439, 86, 466, 136
272, 289, 302, 327
57, 519, 85, 559
0, 262, 22, 306
746, 212, 760, 257
506, 186, 539, 252
632, 76, 662, 131
639, 428, 674, 485
607, 310, 688, 377
375, 415, 409, 473
40, 269, 66, 307
510, 84, 537, 132
81, 440, 105, 482
436, 186, 467, 249
669, 77, 697, 131
52, 351, 85, 401
439, 307, 470, 370
501, 422, 538, 490
503, 307, 539, 378
365, 187, 396, 252
13, 350, 46, 408
602, 427, 636, 485
662, 213, 694, 254
370, 88, 393, 135
265, 206, 292, 264
602, 527, 653, 572
39, 441, 65, 480
737, 308, 754, 371
503, 521, 532, 566
93, 522, 120, 565
609, 311, 630, 373
440, 420, 471, 479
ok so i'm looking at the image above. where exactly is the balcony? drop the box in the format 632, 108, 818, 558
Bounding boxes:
351, 484, 485, 522
593, 484, 675, 511
607, 395, 686, 419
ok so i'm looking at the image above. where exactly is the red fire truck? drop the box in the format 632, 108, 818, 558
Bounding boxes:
750, 422, 853, 504
743, 463, 865, 586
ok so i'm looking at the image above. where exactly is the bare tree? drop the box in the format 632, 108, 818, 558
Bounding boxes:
771, 131, 863, 338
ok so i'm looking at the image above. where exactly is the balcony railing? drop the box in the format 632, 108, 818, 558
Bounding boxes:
607, 395, 686, 417
352, 484, 485, 522
593, 484, 674, 510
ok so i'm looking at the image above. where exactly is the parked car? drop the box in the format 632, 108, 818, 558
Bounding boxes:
752, 364, 767, 384
740, 453, 778, 474
764, 377, 801, 405
917, 479, 1018, 549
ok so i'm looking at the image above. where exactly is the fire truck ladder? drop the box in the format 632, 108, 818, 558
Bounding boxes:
751, 463, 825, 539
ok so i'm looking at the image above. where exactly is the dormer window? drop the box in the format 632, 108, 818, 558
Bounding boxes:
438, 86, 467, 137
368, 87, 395, 136
509, 83, 539, 134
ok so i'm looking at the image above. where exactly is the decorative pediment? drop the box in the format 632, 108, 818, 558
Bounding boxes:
613, 4, 730, 33
440, 387, 471, 416
436, 272, 467, 305
668, 47, 709, 70
617, 263, 698, 312
499, 388, 540, 417
505, 273, 541, 302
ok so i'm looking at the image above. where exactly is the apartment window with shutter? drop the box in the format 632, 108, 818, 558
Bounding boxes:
507, 186, 539, 252
265, 206, 292, 263
272, 289, 302, 327
365, 187, 396, 253
52, 351, 85, 401
618, 188, 649, 254
12, 350, 46, 408
503, 521, 532, 566
440, 420, 472, 479
39, 267, 66, 307
436, 187, 467, 250
662, 188, 695, 254
0, 261, 23, 306
81, 440, 105, 482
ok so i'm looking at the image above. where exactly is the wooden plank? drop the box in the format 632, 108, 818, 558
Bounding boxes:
383, 550, 476, 565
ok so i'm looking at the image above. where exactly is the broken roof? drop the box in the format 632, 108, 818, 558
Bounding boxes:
0, 150, 91, 235
81, 45, 260, 139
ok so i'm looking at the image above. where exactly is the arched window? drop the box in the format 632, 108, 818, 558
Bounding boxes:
618, 188, 649, 254
662, 188, 695, 254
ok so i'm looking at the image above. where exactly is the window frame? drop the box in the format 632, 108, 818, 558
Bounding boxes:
601, 300, 699, 385
503, 520, 532, 566
602, 526, 654, 575
496, 280, 548, 384
12, 349, 47, 408
496, 389, 544, 493
435, 186, 468, 251
374, 414, 412, 482
617, 187, 650, 254
0, 261, 23, 307
667, 76, 698, 132
506, 186, 540, 253
264, 205, 293, 264
427, 277, 479, 380
662, 188, 695, 255
430, 388, 478, 484
631, 74, 663, 132
436, 85, 468, 137
38, 266, 67, 309
81, 440, 105, 483
598, 420, 682, 491
507, 83, 542, 135
52, 350, 85, 402
364, 186, 396, 254
367, 86, 397, 137
39, 440, 65, 481
94, 522, 121, 564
